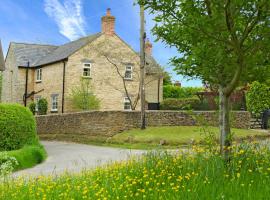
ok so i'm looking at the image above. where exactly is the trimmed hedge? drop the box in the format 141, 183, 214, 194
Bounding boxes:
246, 81, 270, 117
163, 85, 203, 99
160, 97, 200, 110
0, 104, 38, 151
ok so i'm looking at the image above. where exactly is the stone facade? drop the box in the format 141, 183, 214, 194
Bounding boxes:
36, 111, 251, 138
1, 10, 163, 113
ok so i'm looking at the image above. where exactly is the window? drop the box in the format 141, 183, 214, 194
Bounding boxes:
124, 97, 132, 110
35, 96, 41, 112
51, 94, 59, 112
83, 63, 91, 77
36, 68, 42, 82
124, 65, 132, 80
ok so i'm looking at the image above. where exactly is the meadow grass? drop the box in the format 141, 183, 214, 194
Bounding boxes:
1, 142, 270, 200
2, 144, 47, 171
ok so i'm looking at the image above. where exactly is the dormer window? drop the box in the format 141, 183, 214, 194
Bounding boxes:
124, 65, 132, 80
36, 68, 42, 82
83, 63, 91, 77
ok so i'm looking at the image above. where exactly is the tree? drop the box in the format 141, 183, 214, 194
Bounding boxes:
163, 71, 172, 86
69, 78, 100, 111
139, 0, 270, 157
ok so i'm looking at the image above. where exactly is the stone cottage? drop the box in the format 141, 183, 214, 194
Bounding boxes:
1, 9, 163, 113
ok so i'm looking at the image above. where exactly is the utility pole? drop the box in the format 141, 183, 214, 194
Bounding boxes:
140, 4, 146, 129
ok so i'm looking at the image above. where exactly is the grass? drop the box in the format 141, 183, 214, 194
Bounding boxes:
109, 126, 269, 149
1, 142, 270, 199
40, 126, 270, 149
1, 144, 47, 171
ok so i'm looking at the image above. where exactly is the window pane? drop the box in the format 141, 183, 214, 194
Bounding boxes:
125, 71, 131, 79
83, 68, 91, 77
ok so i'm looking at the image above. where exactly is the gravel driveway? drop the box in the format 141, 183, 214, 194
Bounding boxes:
13, 141, 145, 177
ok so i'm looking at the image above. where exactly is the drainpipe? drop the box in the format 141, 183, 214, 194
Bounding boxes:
24, 61, 29, 106
62, 60, 66, 113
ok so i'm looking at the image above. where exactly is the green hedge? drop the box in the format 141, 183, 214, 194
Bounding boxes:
160, 97, 200, 110
246, 81, 270, 117
163, 85, 203, 99
0, 104, 38, 151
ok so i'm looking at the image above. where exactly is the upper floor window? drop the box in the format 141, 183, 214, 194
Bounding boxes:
36, 68, 42, 82
124, 97, 132, 110
83, 63, 91, 77
51, 94, 59, 112
124, 65, 132, 80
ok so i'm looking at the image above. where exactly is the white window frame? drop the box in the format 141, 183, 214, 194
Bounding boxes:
124, 97, 132, 111
36, 68, 42, 82
124, 65, 133, 80
51, 95, 59, 112
35, 96, 41, 112
82, 63, 92, 78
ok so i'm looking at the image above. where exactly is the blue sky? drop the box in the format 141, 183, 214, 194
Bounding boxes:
0, 0, 201, 86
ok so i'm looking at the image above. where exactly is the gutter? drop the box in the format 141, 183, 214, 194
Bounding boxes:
24, 62, 30, 106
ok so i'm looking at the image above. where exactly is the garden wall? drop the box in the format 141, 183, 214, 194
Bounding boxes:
36, 111, 251, 138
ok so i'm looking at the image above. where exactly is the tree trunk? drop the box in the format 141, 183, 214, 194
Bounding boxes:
219, 86, 231, 161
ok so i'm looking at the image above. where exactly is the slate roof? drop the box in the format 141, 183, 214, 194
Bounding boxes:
9, 33, 161, 74
11, 43, 58, 67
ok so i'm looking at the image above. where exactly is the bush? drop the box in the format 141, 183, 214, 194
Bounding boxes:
70, 79, 100, 111
37, 98, 48, 115
160, 97, 200, 110
28, 102, 36, 115
0, 104, 38, 151
246, 81, 270, 117
163, 85, 203, 99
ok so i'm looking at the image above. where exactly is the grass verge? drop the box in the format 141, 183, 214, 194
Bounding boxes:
40, 126, 270, 149
1, 142, 270, 199
2, 144, 47, 171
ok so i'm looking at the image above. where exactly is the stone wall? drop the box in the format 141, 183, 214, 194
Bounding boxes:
36, 111, 251, 138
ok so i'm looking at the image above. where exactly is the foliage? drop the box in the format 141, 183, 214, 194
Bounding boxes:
2, 142, 270, 199
6, 144, 47, 171
28, 102, 36, 115
37, 98, 48, 115
0, 152, 18, 177
246, 81, 270, 117
140, 0, 270, 153
163, 85, 203, 99
70, 79, 100, 111
0, 104, 38, 151
160, 97, 200, 110
162, 71, 172, 85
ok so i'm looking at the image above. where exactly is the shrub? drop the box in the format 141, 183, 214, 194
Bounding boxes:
28, 102, 36, 115
160, 97, 200, 110
0, 152, 18, 177
163, 85, 203, 99
246, 81, 270, 117
70, 79, 100, 111
37, 98, 48, 115
0, 104, 38, 151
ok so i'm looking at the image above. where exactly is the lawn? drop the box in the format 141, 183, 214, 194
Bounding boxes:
1, 142, 270, 200
109, 126, 269, 149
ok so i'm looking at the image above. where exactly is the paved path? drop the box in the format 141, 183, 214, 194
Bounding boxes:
13, 141, 145, 177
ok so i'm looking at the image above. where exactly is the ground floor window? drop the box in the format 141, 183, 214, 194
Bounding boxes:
124, 97, 132, 110
51, 94, 59, 112
35, 96, 41, 112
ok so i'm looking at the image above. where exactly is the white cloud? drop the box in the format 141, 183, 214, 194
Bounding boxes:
44, 0, 86, 41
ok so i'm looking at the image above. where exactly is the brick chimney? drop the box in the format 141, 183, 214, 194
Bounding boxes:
102, 8, 115, 35
145, 39, 153, 55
